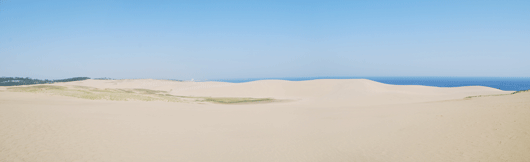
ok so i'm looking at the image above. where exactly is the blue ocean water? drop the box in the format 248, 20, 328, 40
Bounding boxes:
209, 77, 530, 91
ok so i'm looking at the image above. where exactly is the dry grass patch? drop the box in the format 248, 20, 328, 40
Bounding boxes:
464, 89, 529, 99
512, 89, 530, 94
8, 85, 161, 101
7, 85, 276, 104
202, 97, 274, 104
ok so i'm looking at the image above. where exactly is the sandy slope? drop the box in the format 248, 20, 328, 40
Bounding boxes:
1, 79, 528, 161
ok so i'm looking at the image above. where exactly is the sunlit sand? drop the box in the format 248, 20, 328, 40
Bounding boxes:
1, 79, 529, 161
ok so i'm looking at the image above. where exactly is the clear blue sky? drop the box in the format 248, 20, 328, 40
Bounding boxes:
1, 0, 529, 80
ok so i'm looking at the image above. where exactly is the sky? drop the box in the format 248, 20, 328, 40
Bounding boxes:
1, 0, 529, 80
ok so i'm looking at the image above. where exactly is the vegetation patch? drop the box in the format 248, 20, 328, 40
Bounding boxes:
9, 85, 67, 92
133, 88, 166, 94
8, 85, 161, 101
465, 89, 530, 99
7, 85, 276, 104
512, 89, 530, 95
202, 97, 274, 104
1, 77, 90, 86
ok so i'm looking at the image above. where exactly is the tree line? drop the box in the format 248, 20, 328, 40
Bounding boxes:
0, 77, 90, 86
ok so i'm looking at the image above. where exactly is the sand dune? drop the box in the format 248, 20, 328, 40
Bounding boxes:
1, 79, 528, 161
55, 79, 509, 106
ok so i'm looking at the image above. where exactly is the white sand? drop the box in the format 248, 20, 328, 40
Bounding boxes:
1, 79, 529, 161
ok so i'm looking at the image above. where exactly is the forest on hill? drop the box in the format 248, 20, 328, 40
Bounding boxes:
0, 77, 90, 86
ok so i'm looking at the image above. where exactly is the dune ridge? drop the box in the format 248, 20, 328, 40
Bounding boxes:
51, 79, 511, 106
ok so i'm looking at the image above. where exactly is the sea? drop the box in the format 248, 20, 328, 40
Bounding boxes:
209, 77, 530, 91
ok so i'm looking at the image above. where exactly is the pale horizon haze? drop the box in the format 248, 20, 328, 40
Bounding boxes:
1, 0, 529, 80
